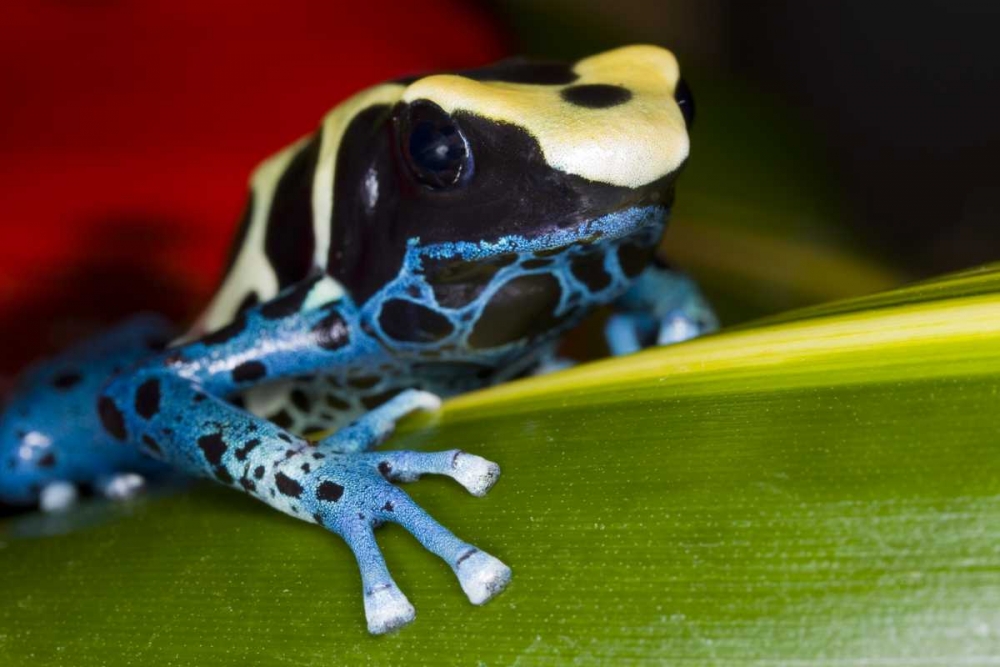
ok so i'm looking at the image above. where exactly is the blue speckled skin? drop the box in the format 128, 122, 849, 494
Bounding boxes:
0, 47, 718, 633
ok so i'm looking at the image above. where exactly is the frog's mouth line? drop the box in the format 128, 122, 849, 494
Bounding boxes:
417, 204, 667, 264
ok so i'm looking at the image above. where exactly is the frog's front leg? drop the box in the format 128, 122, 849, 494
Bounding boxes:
98, 278, 507, 634
606, 259, 719, 356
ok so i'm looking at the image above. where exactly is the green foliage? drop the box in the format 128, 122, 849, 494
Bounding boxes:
3, 264, 1000, 665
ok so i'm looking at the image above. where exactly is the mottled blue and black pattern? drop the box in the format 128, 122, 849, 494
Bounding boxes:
0, 47, 718, 635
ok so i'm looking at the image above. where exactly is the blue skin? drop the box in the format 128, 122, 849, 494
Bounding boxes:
0, 203, 715, 632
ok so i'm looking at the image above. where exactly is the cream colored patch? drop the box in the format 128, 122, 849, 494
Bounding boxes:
401, 45, 689, 188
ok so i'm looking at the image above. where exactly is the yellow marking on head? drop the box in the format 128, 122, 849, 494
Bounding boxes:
401, 45, 689, 189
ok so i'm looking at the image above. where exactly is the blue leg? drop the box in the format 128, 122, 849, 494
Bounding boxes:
606, 261, 719, 356
98, 278, 508, 633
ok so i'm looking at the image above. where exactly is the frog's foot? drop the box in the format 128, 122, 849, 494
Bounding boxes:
98, 472, 147, 501
294, 448, 508, 634
38, 480, 79, 512
606, 278, 719, 355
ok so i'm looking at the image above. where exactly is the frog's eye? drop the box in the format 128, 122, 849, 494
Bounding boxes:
674, 78, 695, 128
401, 101, 474, 189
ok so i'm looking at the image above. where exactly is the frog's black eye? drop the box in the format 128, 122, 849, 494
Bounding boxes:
401, 101, 474, 189
674, 78, 695, 128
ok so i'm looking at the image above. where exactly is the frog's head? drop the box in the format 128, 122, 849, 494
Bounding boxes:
327, 45, 693, 308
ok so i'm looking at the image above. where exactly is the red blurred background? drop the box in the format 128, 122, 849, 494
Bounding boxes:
0, 1, 506, 373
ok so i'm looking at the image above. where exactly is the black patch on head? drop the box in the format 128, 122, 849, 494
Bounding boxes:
260, 278, 317, 320
52, 372, 82, 390
236, 291, 260, 315
141, 434, 162, 455
221, 193, 255, 280
316, 481, 344, 502
98, 397, 127, 441
197, 433, 227, 465
275, 472, 303, 498
311, 309, 350, 350
290, 390, 312, 413
265, 132, 322, 290
378, 299, 454, 343
37, 452, 56, 468
253, 465, 265, 479
234, 438, 261, 461
199, 313, 247, 346
468, 273, 567, 349
232, 361, 267, 383
328, 105, 674, 306
561, 84, 632, 109
570, 253, 612, 292
617, 241, 657, 278
134, 378, 161, 419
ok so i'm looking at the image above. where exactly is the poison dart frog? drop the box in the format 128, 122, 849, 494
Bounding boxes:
0, 45, 717, 634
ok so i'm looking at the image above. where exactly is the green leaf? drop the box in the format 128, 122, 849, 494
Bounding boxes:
3, 264, 1000, 665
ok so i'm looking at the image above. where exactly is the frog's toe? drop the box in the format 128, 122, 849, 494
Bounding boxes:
38, 480, 78, 512
98, 472, 146, 500
364, 583, 416, 635
455, 548, 512, 605
372, 449, 501, 497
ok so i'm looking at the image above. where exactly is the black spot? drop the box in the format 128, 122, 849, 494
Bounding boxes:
300, 463, 311, 473
236, 291, 260, 315
239, 477, 257, 493
456, 548, 478, 566
232, 361, 266, 383
617, 242, 656, 278
52, 372, 82, 390
313, 513, 325, 525
234, 438, 261, 461
253, 465, 265, 479
561, 84, 632, 109
378, 299, 453, 343
521, 258, 552, 270
312, 309, 350, 351
193, 393, 207, 403
134, 378, 161, 419
221, 193, 255, 280
312, 452, 326, 460
346, 375, 380, 390
199, 313, 247, 346
260, 279, 316, 320
214, 467, 234, 485
423, 255, 511, 309
378, 461, 392, 479
276, 432, 293, 443
275, 472, 303, 498
197, 432, 227, 465
265, 132, 322, 289
290, 389, 312, 413
316, 481, 344, 502
141, 435, 162, 455
98, 397, 127, 441
324, 394, 351, 411
37, 452, 56, 468
382, 501, 394, 512
361, 389, 400, 410
570, 253, 612, 292
468, 273, 566, 349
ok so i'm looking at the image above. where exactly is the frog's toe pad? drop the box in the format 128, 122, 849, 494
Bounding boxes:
39, 481, 78, 512
455, 549, 512, 605
452, 453, 501, 497
364, 584, 416, 635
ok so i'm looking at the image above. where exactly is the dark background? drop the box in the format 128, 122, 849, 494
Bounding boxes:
497, 0, 1000, 276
